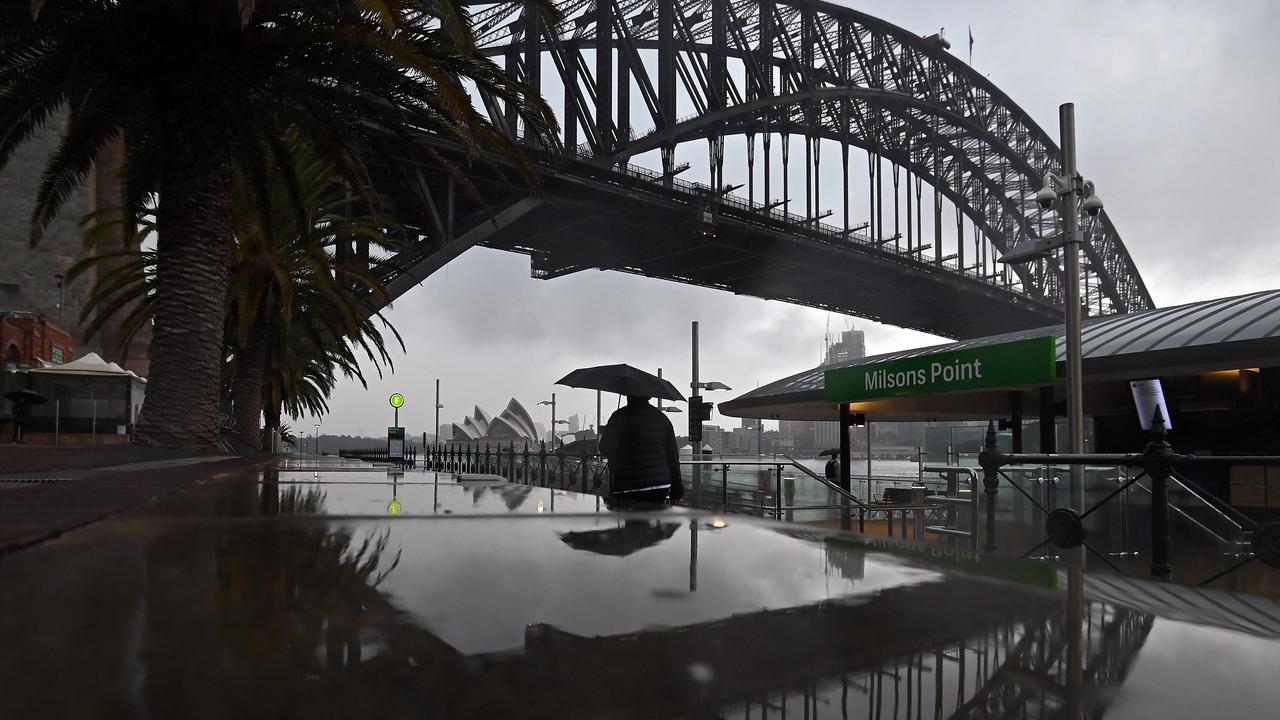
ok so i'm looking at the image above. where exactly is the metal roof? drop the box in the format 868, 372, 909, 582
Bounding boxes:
721, 289, 1280, 418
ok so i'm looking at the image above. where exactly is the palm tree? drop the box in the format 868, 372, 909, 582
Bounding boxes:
1, 0, 558, 448
70, 147, 404, 450
223, 143, 403, 449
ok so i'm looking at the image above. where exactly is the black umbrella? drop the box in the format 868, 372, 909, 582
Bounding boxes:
4, 389, 46, 405
556, 364, 684, 402
818, 448, 840, 457
558, 520, 680, 557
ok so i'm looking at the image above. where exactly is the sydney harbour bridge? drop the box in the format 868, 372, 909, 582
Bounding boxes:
363, 0, 1154, 339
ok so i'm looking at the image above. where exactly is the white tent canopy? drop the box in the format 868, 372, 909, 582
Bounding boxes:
31, 352, 144, 380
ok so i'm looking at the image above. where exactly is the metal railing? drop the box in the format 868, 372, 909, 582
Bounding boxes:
420, 444, 961, 541
978, 415, 1280, 590
681, 457, 869, 521
922, 465, 980, 552
337, 447, 417, 467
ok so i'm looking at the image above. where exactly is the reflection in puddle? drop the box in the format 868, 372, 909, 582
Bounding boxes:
4, 469, 1277, 718
559, 519, 681, 556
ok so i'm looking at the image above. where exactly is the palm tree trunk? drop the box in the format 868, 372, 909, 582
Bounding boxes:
262, 385, 282, 438
134, 119, 232, 449
230, 322, 268, 450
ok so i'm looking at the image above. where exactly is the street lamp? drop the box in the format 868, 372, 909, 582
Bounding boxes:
314, 422, 320, 456
53, 273, 65, 323
538, 393, 558, 446
999, 102, 1102, 529
434, 378, 443, 447
551, 419, 570, 447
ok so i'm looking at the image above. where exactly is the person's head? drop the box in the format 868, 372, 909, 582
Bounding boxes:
627, 395, 650, 406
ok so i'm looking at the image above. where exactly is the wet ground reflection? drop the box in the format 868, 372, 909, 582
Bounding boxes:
1, 471, 1279, 718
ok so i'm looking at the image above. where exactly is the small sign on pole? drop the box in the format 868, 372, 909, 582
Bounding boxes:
388, 426, 406, 459
1129, 378, 1172, 430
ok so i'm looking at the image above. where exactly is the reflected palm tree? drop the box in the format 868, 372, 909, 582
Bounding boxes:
215, 470, 403, 685
257, 469, 329, 517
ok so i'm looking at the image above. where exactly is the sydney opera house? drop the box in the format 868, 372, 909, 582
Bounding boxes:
448, 399, 545, 447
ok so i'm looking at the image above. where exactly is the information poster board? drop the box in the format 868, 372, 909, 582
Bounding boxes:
1129, 379, 1172, 429
388, 426, 405, 459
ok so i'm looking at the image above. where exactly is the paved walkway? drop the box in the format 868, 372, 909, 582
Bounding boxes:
0, 444, 267, 555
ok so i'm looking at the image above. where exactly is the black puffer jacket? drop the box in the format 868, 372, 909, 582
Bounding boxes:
599, 400, 684, 500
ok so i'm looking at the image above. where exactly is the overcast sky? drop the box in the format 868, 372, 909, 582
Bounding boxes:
301, 0, 1280, 439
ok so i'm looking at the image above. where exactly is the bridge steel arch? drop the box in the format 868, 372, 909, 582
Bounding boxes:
466, 0, 1154, 318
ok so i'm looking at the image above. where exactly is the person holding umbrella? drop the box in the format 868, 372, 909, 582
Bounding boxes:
820, 448, 840, 481
556, 364, 685, 507
5, 389, 46, 444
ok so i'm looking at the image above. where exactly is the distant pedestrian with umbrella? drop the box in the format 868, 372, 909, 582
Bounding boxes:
820, 448, 840, 481
557, 364, 685, 507
5, 389, 46, 444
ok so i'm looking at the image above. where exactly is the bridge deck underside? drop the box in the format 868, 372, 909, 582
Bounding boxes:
466, 170, 1062, 340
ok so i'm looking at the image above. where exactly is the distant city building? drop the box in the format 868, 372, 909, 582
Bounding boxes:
438, 424, 453, 442
567, 414, 581, 433
814, 421, 839, 450
701, 423, 726, 454
742, 418, 761, 430
824, 327, 866, 366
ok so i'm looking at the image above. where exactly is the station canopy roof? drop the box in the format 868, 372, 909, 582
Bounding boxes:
719, 289, 1280, 422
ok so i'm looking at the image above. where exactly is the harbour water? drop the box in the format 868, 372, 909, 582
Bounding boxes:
681, 456, 930, 521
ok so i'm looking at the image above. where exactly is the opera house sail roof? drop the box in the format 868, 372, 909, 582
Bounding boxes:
450, 399, 541, 445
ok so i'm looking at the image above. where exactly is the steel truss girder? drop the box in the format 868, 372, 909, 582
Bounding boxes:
472, 0, 1154, 318
617, 86, 1063, 300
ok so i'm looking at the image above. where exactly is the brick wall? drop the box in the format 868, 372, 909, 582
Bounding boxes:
0, 313, 74, 367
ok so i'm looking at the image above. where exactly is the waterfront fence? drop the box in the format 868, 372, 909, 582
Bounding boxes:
337, 446, 417, 467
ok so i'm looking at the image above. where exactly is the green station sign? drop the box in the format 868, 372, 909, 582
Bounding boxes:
824, 336, 1057, 403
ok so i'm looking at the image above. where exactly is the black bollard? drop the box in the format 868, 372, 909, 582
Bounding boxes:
1145, 407, 1174, 580
980, 420, 1000, 552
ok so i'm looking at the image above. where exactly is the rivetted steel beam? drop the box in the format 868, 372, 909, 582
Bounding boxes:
461, 1, 1153, 318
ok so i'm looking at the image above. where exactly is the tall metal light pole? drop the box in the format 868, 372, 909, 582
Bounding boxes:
1000, 102, 1105, 551
434, 378, 442, 446
691, 322, 701, 505
314, 422, 320, 455
1058, 103, 1086, 520
538, 394, 557, 446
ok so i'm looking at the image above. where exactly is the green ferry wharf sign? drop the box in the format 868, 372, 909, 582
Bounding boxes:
824, 337, 1057, 403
